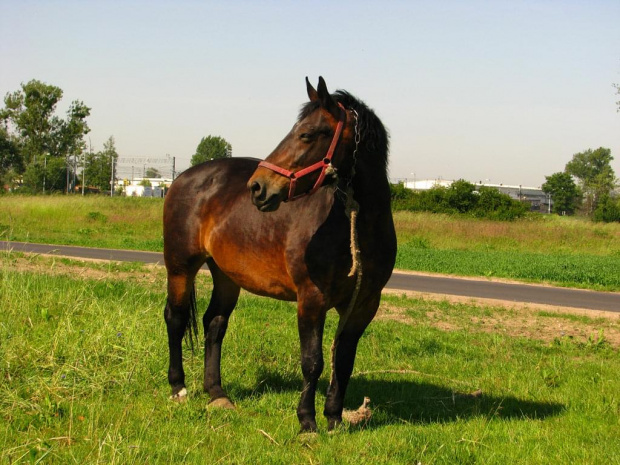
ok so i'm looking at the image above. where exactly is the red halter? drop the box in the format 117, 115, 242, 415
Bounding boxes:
257, 103, 346, 202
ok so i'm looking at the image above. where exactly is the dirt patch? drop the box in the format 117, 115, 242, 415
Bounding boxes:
5, 254, 163, 284
378, 290, 620, 349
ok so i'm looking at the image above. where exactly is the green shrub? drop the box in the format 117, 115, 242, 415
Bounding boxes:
593, 194, 620, 223
390, 181, 528, 221
472, 187, 529, 221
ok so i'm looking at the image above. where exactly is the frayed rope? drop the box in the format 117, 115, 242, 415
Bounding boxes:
330, 187, 363, 385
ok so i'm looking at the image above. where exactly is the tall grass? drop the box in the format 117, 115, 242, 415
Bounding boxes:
0, 195, 164, 251
394, 211, 620, 256
1, 254, 619, 463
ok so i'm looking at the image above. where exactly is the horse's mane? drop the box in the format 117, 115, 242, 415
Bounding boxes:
298, 90, 389, 177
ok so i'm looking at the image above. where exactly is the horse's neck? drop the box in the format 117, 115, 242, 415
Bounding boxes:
349, 162, 392, 214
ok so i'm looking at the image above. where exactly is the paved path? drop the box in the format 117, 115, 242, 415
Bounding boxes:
2, 241, 619, 313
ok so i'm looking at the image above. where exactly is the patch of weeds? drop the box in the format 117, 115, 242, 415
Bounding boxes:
58, 257, 88, 268
551, 330, 610, 352
407, 236, 431, 249
40, 306, 51, 321
585, 330, 609, 351
537, 311, 594, 324
87, 211, 108, 223
536, 357, 564, 388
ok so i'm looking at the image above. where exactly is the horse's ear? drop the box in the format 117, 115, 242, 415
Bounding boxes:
306, 77, 319, 102
316, 76, 339, 118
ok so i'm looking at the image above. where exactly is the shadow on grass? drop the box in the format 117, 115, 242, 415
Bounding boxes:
229, 368, 564, 428
346, 376, 564, 427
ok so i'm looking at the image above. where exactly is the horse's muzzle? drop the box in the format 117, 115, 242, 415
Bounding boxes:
248, 179, 283, 212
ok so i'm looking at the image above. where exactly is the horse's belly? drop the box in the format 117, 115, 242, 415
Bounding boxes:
208, 238, 298, 301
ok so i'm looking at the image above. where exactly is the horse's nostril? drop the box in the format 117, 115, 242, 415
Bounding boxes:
250, 181, 263, 199
250, 181, 266, 202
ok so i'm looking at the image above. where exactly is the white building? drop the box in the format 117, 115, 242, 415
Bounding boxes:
116, 177, 173, 197
403, 179, 453, 190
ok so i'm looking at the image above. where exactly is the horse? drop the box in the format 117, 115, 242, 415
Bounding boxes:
163, 77, 396, 432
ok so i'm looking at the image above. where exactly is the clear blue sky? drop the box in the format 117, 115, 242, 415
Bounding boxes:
1, 0, 619, 187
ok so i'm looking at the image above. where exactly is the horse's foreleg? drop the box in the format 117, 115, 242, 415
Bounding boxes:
324, 292, 380, 430
164, 272, 197, 400
296, 306, 327, 432
203, 261, 240, 407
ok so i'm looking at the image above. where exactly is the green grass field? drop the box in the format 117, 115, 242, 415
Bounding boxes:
1, 195, 619, 291
0, 195, 163, 251
1, 254, 619, 463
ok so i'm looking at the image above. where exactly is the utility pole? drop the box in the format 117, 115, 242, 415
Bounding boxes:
83, 138, 91, 196
43, 155, 47, 193
66, 155, 70, 194
73, 155, 77, 193
110, 155, 115, 197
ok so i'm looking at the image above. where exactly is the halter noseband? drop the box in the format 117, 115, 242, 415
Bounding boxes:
257, 103, 347, 202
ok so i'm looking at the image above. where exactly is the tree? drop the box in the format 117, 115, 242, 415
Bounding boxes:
145, 167, 161, 178
472, 187, 529, 220
0, 126, 23, 185
190, 136, 231, 166
1, 80, 63, 165
565, 147, 616, 214
541, 172, 581, 215
0, 79, 90, 191
22, 157, 68, 193
83, 136, 118, 191
445, 179, 478, 213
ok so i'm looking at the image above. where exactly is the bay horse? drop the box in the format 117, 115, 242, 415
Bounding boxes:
163, 77, 396, 432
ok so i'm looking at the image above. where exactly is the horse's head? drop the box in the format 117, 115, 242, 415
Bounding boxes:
248, 77, 356, 212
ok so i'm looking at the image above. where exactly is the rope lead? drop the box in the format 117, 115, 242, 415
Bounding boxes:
330, 186, 363, 385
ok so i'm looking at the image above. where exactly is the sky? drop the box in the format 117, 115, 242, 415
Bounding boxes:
1, 0, 619, 188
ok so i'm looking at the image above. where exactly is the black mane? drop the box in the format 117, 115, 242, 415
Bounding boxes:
298, 90, 389, 176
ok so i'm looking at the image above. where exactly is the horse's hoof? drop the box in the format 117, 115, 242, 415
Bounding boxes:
170, 387, 188, 402
327, 417, 342, 431
209, 397, 235, 409
298, 420, 318, 434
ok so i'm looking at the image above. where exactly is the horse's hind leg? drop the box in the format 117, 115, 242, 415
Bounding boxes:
324, 292, 381, 430
203, 259, 240, 407
164, 268, 200, 400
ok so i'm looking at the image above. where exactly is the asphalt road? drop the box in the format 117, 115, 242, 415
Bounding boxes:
2, 240, 619, 313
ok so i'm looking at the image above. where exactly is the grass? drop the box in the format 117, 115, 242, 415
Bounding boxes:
0, 195, 163, 251
1, 254, 619, 463
1, 195, 619, 290
393, 211, 620, 256
395, 247, 620, 291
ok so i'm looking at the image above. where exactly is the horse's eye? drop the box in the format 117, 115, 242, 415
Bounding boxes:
300, 133, 313, 142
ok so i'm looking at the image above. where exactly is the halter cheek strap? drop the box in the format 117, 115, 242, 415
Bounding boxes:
257, 103, 346, 202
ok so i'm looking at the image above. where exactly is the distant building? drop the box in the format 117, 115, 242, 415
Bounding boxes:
399, 178, 552, 213
479, 183, 551, 212
403, 179, 452, 190
116, 177, 173, 198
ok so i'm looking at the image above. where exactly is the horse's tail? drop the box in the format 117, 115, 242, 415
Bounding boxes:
185, 285, 199, 352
